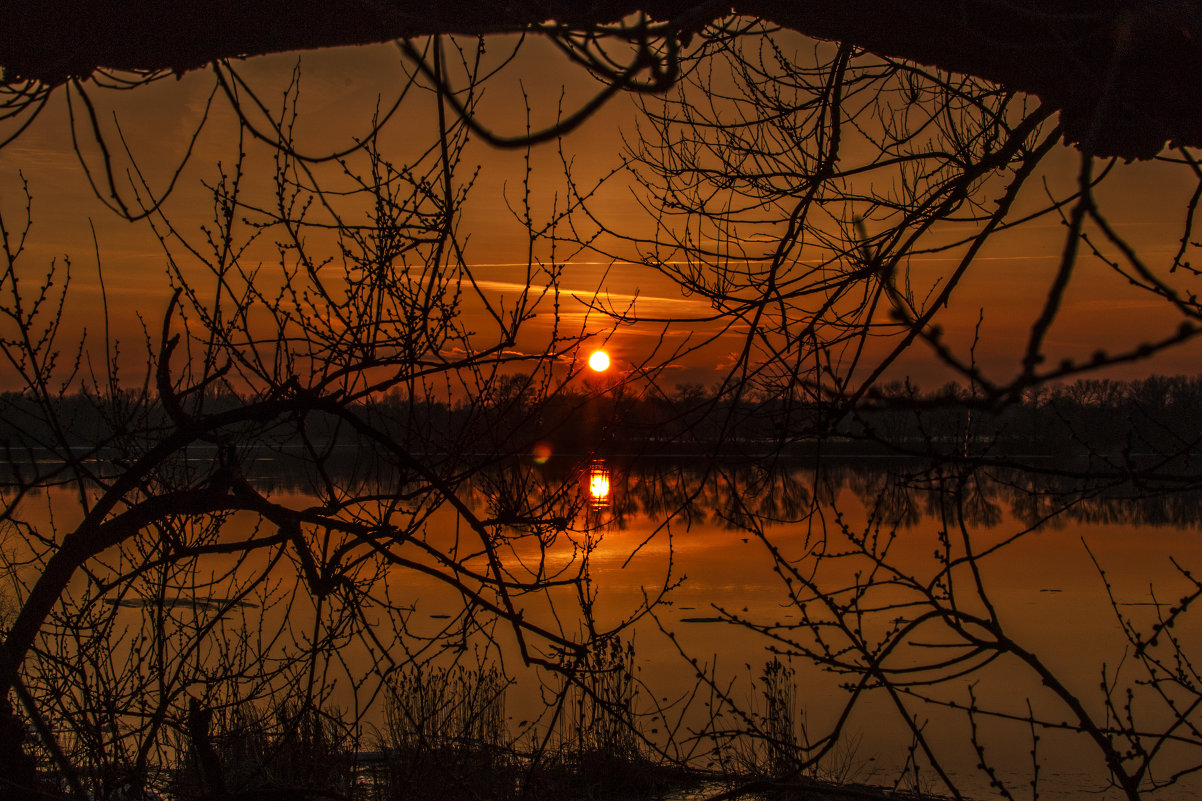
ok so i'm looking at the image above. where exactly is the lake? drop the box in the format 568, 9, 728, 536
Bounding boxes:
7, 453, 1202, 799
501, 456, 1202, 800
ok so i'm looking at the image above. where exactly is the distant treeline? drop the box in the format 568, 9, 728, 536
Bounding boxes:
3, 374, 1202, 462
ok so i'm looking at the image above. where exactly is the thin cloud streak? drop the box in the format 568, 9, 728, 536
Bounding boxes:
468, 279, 712, 312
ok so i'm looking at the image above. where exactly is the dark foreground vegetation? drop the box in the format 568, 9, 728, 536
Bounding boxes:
7, 6, 1202, 800
99, 651, 955, 801
170, 652, 707, 801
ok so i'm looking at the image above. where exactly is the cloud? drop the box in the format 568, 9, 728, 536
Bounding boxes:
468, 278, 713, 319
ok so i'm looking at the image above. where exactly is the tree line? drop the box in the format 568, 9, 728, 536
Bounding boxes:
6, 373, 1202, 462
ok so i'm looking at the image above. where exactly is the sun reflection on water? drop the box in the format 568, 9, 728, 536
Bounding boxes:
587, 460, 611, 508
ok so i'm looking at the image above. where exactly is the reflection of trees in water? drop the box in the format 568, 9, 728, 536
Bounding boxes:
845, 466, 926, 530
10, 422, 1202, 799
554, 459, 1202, 535
663, 458, 1202, 801
955, 470, 1005, 529
244, 454, 1202, 534
622, 462, 818, 532
997, 468, 1202, 531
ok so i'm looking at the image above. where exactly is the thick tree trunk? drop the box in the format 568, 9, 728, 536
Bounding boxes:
3, 1, 1200, 159
0, 698, 41, 800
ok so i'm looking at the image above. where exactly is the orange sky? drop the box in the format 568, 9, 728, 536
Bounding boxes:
3, 34, 1201, 395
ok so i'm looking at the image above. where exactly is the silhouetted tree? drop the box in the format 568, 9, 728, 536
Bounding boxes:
5, 7, 1202, 801
5, 1, 1200, 158
0, 63, 649, 798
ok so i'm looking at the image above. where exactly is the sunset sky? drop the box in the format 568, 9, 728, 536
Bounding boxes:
7, 18, 1202, 799
3, 33, 1201, 394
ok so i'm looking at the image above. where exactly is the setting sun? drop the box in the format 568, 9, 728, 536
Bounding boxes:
587, 350, 611, 372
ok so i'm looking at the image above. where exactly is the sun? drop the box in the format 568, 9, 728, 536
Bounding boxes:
587, 350, 611, 372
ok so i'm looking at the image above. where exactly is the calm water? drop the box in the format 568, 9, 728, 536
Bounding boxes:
536, 459, 1201, 800
9, 455, 1202, 799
